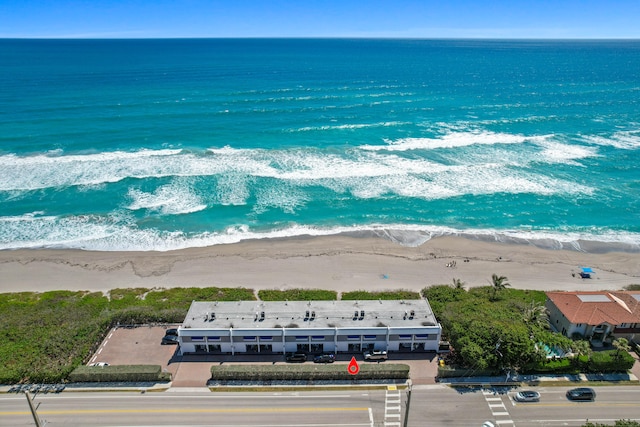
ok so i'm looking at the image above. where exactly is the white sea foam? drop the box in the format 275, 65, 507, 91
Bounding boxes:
536, 140, 599, 164
126, 180, 207, 215
253, 183, 308, 214
0, 142, 593, 201
361, 130, 527, 151
293, 121, 406, 132
1, 213, 639, 252
0, 149, 183, 191
583, 130, 640, 150
213, 173, 251, 206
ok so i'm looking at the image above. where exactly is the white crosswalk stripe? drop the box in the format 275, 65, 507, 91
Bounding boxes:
384, 386, 403, 426
482, 387, 516, 426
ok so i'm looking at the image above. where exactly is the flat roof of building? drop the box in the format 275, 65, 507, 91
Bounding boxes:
183, 299, 438, 330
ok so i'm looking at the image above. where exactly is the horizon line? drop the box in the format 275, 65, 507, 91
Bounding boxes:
2, 36, 640, 41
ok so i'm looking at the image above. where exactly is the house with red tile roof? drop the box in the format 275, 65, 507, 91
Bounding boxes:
545, 291, 640, 347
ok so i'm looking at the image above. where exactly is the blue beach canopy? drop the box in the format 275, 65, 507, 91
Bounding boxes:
581, 267, 595, 274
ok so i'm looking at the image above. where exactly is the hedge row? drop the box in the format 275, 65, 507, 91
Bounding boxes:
521, 351, 636, 375
437, 367, 498, 378
341, 290, 421, 300
68, 365, 170, 383
210, 363, 410, 381
258, 289, 338, 301
439, 350, 636, 378
580, 350, 636, 373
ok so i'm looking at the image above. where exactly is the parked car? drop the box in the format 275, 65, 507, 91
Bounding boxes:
164, 328, 178, 336
161, 335, 179, 345
437, 340, 451, 354
313, 354, 335, 364
514, 390, 540, 402
363, 350, 388, 361
285, 352, 307, 363
566, 387, 596, 401
89, 362, 109, 367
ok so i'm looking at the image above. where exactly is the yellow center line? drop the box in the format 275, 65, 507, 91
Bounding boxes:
2, 406, 370, 416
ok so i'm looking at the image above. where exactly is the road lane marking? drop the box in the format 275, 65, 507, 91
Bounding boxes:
482, 388, 514, 425
384, 388, 402, 426
1, 406, 370, 416
30, 393, 356, 400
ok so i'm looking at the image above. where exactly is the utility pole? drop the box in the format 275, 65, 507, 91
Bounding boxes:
403, 380, 412, 427
24, 391, 44, 427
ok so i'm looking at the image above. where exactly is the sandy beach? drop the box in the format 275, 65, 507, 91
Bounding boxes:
1, 235, 639, 295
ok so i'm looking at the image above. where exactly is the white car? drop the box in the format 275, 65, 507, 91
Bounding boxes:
514, 390, 540, 402
363, 350, 388, 361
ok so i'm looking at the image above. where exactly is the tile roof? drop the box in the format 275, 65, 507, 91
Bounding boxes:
546, 291, 640, 326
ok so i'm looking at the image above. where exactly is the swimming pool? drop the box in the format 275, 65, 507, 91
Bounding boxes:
539, 343, 566, 358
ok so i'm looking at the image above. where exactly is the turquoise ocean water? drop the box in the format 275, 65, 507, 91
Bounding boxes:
1, 39, 639, 252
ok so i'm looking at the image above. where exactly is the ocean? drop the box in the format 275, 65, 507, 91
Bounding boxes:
1, 39, 639, 252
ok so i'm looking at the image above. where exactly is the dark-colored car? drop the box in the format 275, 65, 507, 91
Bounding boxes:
313, 354, 335, 363
285, 352, 307, 363
514, 390, 540, 402
161, 335, 179, 345
165, 328, 178, 336
566, 387, 595, 401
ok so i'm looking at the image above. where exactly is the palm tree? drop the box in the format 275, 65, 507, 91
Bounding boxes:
570, 339, 592, 365
490, 274, 510, 300
522, 301, 549, 330
452, 278, 465, 290
613, 337, 631, 361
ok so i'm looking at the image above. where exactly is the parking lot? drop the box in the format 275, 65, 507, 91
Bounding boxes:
90, 325, 439, 388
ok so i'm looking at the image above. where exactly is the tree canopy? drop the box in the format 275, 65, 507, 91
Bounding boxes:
423, 283, 564, 373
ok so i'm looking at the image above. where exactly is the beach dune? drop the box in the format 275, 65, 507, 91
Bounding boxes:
1, 235, 638, 294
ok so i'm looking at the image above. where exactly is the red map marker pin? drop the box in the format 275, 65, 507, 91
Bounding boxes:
348, 356, 360, 375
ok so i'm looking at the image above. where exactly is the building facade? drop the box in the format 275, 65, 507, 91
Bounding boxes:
178, 299, 442, 355
546, 291, 640, 346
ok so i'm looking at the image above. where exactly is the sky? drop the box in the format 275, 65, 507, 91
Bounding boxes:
1, 0, 639, 39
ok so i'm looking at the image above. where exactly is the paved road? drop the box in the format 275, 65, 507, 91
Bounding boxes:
4, 385, 640, 426
0, 390, 391, 426
407, 384, 640, 426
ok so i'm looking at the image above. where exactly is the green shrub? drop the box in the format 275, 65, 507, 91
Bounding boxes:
210, 363, 410, 381
521, 357, 580, 375
437, 366, 497, 378
69, 365, 169, 382
258, 289, 337, 301
341, 290, 421, 300
520, 350, 635, 375
144, 287, 256, 308
0, 286, 256, 384
584, 350, 635, 373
